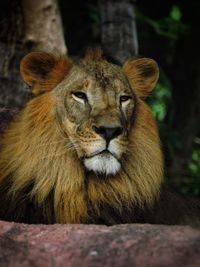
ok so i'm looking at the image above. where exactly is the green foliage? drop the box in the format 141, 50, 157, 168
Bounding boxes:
170, 5, 182, 21
148, 71, 171, 123
137, 3, 200, 197
182, 148, 200, 196
149, 82, 171, 122
149, 76, 200, 197
136, 5, 190, 45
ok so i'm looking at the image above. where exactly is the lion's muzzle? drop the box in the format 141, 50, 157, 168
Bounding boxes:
84, 150, 121, 175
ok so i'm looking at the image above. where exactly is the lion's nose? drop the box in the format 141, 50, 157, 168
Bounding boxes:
92, 126, 123, 143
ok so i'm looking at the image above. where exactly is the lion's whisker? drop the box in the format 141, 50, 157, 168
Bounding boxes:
39, 147, 77, 160
33, 139, 70, 148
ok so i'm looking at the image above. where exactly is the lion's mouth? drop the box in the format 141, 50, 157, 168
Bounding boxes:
83, 149, 121, 175
85, 149, 119, 160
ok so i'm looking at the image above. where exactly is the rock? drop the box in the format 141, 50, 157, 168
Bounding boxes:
0, 221, 199, 267
0, 108, 18, 136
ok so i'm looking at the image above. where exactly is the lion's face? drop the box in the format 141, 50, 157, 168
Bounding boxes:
20, 50, 159, 176
55, 61, 136, 175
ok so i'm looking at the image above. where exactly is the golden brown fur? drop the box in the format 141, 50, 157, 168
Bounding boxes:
0, 50, 165, 224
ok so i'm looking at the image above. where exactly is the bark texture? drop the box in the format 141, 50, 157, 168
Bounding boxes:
0, 1, 28, 108
0, 0, 67, 109
0, 108, 18, 136
99, 0, 138, 63
21, 0, 66, 54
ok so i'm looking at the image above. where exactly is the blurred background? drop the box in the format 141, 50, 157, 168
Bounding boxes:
0, 0, 200, 197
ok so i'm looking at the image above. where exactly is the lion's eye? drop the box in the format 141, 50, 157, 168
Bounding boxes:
120, 95, 132, 103
72, 91, 88, 104
73, 92, 87, 100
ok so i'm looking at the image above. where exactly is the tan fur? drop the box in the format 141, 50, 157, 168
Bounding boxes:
20, 52, 72, 95
123, 58, 159, 98
0, 50, 163, 224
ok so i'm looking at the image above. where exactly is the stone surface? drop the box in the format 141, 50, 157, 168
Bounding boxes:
0, 108, 18, 136
0, 221, 200, 267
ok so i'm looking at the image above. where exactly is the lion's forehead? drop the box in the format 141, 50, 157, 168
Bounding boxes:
68, 61, 130, 93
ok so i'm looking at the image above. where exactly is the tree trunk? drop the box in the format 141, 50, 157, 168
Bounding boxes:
21, 0, 66, 54
98, 0, 138, 63
0, 0, 67, 109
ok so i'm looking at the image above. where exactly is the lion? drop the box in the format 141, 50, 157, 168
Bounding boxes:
0, 49, 199, 225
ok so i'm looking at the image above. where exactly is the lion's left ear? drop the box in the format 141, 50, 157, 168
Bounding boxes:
123, 58, 159, 98
20, 52, 72, 95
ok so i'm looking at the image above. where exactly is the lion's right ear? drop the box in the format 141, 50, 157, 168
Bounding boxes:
20, 52, 72, 95
123, 58, 159, 98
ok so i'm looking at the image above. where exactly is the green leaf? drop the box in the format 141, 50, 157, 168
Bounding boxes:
170, 5, 182, 21
188, 162, 198, 175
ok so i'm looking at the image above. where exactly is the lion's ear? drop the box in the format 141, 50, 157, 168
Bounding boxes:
123, 58, 159, 98
20, 52, 72, 95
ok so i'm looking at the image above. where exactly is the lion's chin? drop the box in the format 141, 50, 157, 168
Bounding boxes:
84, 153, 121, 176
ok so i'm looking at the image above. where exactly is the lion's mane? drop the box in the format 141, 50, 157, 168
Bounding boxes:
0, 51, 163, 224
